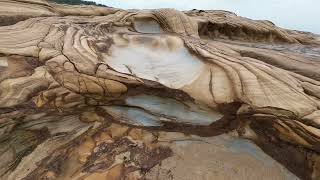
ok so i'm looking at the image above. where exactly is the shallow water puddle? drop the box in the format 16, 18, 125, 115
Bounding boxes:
105, 35, 204, 89
102, 105, 163, 127
133, 17, 162, 34
102, 95, 223, 127
126, 95, 223, 125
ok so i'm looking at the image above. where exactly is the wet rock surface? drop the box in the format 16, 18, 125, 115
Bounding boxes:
1, 0, 320, 179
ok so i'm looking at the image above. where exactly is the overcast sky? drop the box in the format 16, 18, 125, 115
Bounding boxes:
92, 0, 320, 34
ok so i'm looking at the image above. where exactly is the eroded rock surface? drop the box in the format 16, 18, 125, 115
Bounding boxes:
1, 0, 320, 179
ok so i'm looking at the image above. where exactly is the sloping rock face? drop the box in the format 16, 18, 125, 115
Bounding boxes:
1, 0, 320, 179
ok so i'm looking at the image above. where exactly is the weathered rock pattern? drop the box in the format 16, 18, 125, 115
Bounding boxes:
1, 0, 320, 179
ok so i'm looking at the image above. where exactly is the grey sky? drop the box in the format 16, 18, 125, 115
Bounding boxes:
93, 0, 320, 34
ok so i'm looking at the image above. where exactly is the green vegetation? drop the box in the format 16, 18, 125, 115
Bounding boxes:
48, 0, 107, 7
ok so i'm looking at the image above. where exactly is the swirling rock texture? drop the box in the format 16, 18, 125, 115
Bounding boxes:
1, 0, 320, 180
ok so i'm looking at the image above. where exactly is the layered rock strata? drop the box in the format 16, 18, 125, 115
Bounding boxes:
1, 0, 320, 179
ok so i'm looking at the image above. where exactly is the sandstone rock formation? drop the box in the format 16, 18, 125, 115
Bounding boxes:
1, 0, 320, 179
